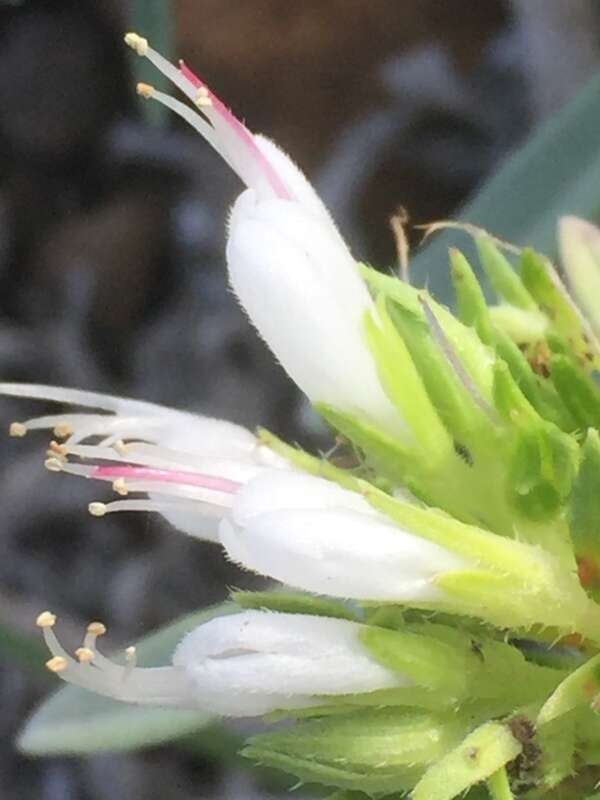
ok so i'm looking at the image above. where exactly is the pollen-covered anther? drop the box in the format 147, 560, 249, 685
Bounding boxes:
46, 656, 68, 673
44, 457, 63, 473
136, 82, 155, 99
53, 422, 74, 438
88, 502, 107, 517
36, 610, 57, 628
124, 32, 148, 56
75, 646, 95, 664
113, 478, 128, 496
195, 87, 212, 108
125, 645, 138, 676
49, 440, 68, 456
87, 621, 107, 637
9, 421, 27, 437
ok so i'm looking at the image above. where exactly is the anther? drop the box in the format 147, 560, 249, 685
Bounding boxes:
124, 32, 148, 56
113, 440, 128, 454
89, 502, 107, 517
54, 423, 74, 438
136, 82, 155, 99
36, 611, 57, 628
75, 647, 95, 663
113, 478, 128, 496
49, 440, 68, 456
9, 422, 27, 437
87, 622, 107, 637
195, 87, 213, 108
124, 646, 137, 678
46, 656, 68, 673
44, 457, 63, 473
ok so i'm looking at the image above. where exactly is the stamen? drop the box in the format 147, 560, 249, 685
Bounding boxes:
75, 647, 95, 664
9, 422, 26, 437
125, 646, 137, 678
44, 457, 63, 473
88, 498, 214, 517
37, 612, 197, 708
136, 81, 155, 99
46, 656, 68, 673
113, 478, 128, 496
124, 32, 148, 56
36, 611, 57, 628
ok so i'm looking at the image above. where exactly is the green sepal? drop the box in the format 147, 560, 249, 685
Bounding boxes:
411, 721, 521, 800
486, 766, 514, 800
506, 424, 578, 522
450, 248, 494, 343
489, 304, 550, 346
386, 298, 493, 445
520, 247, 600, 370
359, 625, 470, 700
365, 487, 597, 635
257, 428, 365, 493
537, 652, 600, 725
243, 708, 466, 794
491, 329, 574, 432
550, 354, 600, 430
559, 216, 600, 338
569, 428, 600, 577
315, 402, 414, 490
536, 711, 576, 790
364, 296, 450, 454
360, 263, 495, 398
476, 236, 536, 310
232, 590, 359, 621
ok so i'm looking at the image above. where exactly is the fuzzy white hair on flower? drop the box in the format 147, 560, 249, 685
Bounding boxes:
220, 470, 466, 601
35, 609, 409, 717
123, 33, 408, 439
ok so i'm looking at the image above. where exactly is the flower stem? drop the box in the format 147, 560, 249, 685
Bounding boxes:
487, 766, 514, 800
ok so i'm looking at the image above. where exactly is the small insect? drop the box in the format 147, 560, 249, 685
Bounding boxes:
454, 441, 474, 466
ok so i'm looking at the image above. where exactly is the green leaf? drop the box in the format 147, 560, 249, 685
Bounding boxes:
18, 602, 236, 755
408, 73, 600, 302
450, 248, 493, 343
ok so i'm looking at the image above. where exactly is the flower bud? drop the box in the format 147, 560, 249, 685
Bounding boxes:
219, 470, 466, 600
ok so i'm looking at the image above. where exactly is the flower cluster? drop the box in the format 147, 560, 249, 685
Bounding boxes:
8, 32, 600, 800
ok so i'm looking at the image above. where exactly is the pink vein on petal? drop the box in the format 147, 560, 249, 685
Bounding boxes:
179, 60, 292, 200
92, 465, 242, 494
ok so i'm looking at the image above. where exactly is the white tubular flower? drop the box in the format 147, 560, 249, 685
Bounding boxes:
36, 610, 408, 717
220, 471, 466, 601
0, 383, 287, 541
123, 33, 407, 438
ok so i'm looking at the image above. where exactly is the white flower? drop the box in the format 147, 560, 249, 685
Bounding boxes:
0, 382, 287, 541
35, 610, 409, 717
220, 470, 466, 601
124, 33, 407, 438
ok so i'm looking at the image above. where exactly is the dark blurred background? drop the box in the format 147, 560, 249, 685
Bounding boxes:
1, 1, 600, 798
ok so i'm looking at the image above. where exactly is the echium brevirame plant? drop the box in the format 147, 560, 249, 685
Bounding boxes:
9, 34, 600, 800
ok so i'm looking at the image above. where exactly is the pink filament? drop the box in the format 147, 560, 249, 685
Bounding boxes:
179, 60, 292, 201
92, 465, 242, 494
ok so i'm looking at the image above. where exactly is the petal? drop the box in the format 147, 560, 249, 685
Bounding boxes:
221, 507, 464, 601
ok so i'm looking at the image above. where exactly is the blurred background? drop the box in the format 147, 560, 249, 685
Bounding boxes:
1, 1, 600, 797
